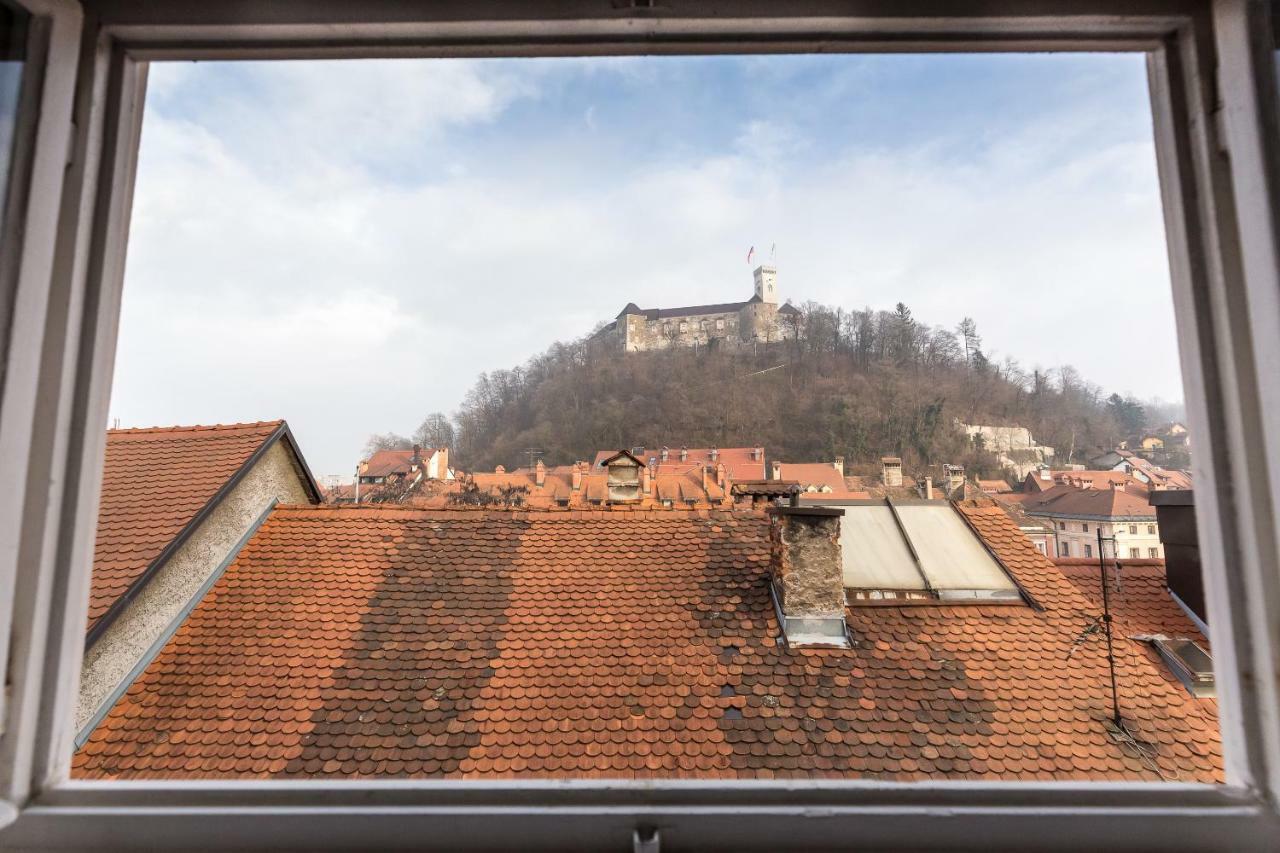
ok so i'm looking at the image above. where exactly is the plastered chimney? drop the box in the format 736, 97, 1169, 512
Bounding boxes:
881, 456, 903, 487
679, 446, 688, 462
571, 462, 583, 491
771, 460, 782, 480
716, 462, 727, 489
924, 476, 934, 500
767, 506, 849, 647
834, 456, 845, 476
709, 447, 718, 462
534, 459, 546, 487
661, 446, 669, 462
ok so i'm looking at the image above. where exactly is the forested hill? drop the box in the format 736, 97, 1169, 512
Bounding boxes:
429, 303, 1154, 475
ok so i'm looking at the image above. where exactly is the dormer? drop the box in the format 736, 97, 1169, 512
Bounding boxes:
599, 450, 646, 503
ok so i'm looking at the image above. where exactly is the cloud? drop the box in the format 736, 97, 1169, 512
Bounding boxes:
112, 54, 1180, 476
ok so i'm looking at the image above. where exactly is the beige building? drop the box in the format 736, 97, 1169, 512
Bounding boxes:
597, 265, 801, 352
77, 421, 320, 740
1021, 483, 1163, 560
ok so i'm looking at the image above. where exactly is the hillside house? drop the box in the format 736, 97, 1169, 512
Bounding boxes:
358, 445, 453, 488
77, 422, 321, 739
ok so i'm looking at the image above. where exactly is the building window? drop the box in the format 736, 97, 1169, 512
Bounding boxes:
1149, 547, 1159, 558
1058, 521, 1065, 531
1148, 524, 1156, 534
1083, 523, 1090, 533
1035, 542, 1046, 554
1130, 548, 1140, 558
1130, 524, 1138, 534
1084, 544, 1093, 558
1060, 542, 1070, 557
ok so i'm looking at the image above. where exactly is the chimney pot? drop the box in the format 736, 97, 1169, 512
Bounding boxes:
768, 506, 849, 647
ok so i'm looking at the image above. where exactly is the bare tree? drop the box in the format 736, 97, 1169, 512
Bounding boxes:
414, 412, 455, 450
362, 432, 413, 458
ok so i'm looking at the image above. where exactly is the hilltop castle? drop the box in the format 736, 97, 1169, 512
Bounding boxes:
597, 265, 802, 353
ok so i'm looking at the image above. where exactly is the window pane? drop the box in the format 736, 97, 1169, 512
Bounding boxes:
893, 504, 1017, 592
0, 1, 27, 226
839, 504, 923, 589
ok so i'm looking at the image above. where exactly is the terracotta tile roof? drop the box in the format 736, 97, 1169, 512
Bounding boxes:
1055, 559, 1206, 644
88, 421, 286, 634
1022, 484, 1157, 520
773, 463, 848, 494
76, 501, 1219, 782
360, 448, 441, 479
976, 478, 1012, 494
594, 447, 766, 481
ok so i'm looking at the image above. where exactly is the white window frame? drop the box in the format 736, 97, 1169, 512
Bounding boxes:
3, 1, 1280, 849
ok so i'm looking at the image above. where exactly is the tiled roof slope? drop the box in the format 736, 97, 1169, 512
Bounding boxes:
1022, 484, 1156, 519
89, 421, 284, 632
1056, 559, 1207, 643
75, 502, 1220, 781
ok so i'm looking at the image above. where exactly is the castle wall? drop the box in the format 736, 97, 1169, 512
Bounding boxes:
622, 310, 744, 352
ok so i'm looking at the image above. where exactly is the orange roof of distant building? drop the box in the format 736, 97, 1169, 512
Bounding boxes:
1022, 484, 1157, 520
976, 478, 1012, 494
593, 446, 766, 481
89, 421, 316, 635
75, 501, 1219, 782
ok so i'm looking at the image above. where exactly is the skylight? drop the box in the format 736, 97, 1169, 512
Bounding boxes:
833, 500, 1021, 602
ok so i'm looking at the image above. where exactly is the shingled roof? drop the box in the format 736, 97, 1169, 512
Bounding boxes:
88, 421, 318, 636
75, 501, 1219, 781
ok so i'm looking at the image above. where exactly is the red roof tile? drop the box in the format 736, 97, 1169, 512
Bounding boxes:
75, 501, 1220, 782
88, 421, 285, 633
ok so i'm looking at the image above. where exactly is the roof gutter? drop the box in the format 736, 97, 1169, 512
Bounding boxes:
85, 422, 313, 649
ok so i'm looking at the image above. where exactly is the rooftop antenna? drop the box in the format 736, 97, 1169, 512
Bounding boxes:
524, 448, 545, 470
1096, 528, 1122, 726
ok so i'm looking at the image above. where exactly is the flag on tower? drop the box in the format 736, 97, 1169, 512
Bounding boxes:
746, 246, 755, 264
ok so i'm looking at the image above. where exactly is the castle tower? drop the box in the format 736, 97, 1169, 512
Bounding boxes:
753, 264, 778, 305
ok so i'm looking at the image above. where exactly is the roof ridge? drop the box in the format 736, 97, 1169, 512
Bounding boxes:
107, 420, 284, 435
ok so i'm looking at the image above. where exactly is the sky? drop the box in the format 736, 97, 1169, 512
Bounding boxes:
109, 53, 1184, 477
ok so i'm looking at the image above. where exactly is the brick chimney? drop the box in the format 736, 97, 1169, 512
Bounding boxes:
834, 456, 845, 476
436, 447, 449, 480
771, 460, 782, 480
881, 456, 903, 487
534, 459, 546, 487
642, 461, 652, 496
767, 506, 849, 647
411, 443, 422, 466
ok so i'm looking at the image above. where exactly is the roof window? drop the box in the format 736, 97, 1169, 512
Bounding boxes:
835, 500, 1021, 602
1151, 638, 1215, 698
